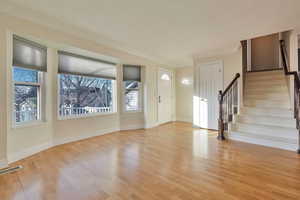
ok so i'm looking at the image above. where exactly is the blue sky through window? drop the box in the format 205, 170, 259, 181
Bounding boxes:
13, 67, 38, 83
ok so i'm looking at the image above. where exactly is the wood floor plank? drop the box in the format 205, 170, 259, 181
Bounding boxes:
1, 122, 300, 200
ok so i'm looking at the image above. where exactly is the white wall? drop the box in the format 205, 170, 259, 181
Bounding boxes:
0, 26, 8, 167
0, 13, 176, 165
251, 33, 279, 70
175, 67, 193, 123
193, 49, 243, 127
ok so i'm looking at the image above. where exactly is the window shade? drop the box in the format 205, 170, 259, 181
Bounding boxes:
123, 65, 141, 82
58, 51, 117, 80
13, 35, 47, 72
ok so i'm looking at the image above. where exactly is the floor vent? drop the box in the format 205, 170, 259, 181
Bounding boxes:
0, 166, 23, 175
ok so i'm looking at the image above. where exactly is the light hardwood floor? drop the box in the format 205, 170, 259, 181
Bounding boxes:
1, 122, 300, 200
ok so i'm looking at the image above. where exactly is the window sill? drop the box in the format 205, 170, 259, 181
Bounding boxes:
13, 120, 47, 129
123, 110, 143, 114
58, 111, 118, 121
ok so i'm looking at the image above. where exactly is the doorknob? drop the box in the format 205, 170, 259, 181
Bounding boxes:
158, 96, 161, 103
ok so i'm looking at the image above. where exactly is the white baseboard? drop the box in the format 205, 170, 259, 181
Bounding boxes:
7, 128, 121, 164
120, 124, 145, 131
228, 133, 297, 152
145, 122, 159, 129
53, 127, 120, 146
0, 158, 8, 169
8, 142, 52, 164
6, 122, 165, 164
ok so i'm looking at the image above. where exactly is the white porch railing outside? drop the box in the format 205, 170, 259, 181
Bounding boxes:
14, 106, 112, 122
59, 106, 112, 117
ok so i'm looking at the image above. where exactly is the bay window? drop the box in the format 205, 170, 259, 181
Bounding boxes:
58, 51, 117, 118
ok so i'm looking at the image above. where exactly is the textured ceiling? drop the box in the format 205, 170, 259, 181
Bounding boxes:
1, 0, 300, 67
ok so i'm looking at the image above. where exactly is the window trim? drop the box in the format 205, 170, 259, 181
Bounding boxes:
123, 81, 142, 113
57, 74, 117, 120
12, 67, 44, 127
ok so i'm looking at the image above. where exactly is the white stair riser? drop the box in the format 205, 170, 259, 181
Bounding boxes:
244, 99, 290, 105
245, 92, 290, 98
245, 94, 289, 100
246, 85, 287, 90
246, 70, 283, 77
240, 107, 293, 118
232, 123, 298, 139
244, 101, 290, 109
237, 116, 295, 128
246, 80, 286, 86
228, 132, 298, 151
246, 73, 285, 79
246, 87, 288, 93
246, 76, 285, 82
230, 131, 297, 144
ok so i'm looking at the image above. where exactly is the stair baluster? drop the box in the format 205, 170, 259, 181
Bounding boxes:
218, 73, 240, 140
224, 94, 228, 131
280, 40, 300, 153
233, 81, 238, 115
228, 88, 233, 123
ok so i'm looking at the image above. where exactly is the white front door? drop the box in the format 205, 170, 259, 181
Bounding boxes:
198, 61, 223, 130
158, 69, 172, 125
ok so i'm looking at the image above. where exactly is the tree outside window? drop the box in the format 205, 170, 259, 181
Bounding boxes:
59, 74, 114, 117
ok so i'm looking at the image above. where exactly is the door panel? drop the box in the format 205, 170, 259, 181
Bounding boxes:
158, 69, 172, 124
199, 62, 223, 129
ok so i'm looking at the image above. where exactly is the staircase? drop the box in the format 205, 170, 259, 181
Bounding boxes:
229, 70, 298, 151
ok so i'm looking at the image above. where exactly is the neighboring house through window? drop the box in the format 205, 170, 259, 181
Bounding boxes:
59, 74, 114, 117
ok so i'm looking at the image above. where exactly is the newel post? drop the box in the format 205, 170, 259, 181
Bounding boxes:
298, 89, 300, 154
297, 130, 300, 154
218, 90, 225, 140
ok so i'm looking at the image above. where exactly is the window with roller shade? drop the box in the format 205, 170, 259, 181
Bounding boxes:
58, 51, 117, 118
12, 35, 47, 125
123, 65, 142, 112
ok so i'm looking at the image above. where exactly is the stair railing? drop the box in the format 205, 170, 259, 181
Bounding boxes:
218, 73, 240, 140
279, 40, 300, 153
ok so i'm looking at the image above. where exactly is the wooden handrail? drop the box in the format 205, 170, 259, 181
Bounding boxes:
220, 73, 240, 99
280, 40, 300, 84
279, 40, 300, 153
218, 73, 240, 140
